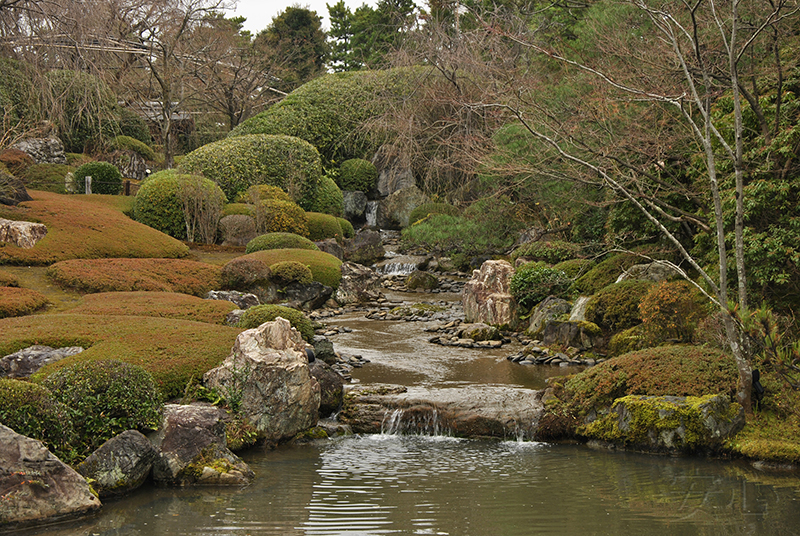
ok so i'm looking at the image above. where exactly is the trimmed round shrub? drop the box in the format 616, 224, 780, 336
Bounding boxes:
220, 257, 272, 290
236, 184, 293, 204
179, 134, 322, 208
408, 202, 459, 225
553, 258, 596, 280
241, 249, 342, 288
0, 379, 76, 457
245, 232, 319, 254
18, 163, 73, 193
237, 304, 314, 341
639, 280, 709, 343
0, 148, 34, 175
109, 135, 156, 161
0, 269, 20, 287
41, 359, 163, 454
74, 161, 122, 195
584, 279, 654, 332
310, 175, 343, 216
511, 240, 581, 265
270, 260, 313, 286
222, 203, 253, 217
509, 261, 572, 310
0, 287, 49, 318
306, 212, 343, 242
338, 158, 377, 192
254, 199, 309, 237
572, 253, 641, 295
337, 217, 354, 239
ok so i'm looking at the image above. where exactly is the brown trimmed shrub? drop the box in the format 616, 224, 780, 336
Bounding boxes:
0, 269, 19, 287
68, 291, 237, 324
0, 286, 49, 317
0, 148, 34, 175
270, 261, 313, 286
639, 280, 709, 343
220, 257, 272, 290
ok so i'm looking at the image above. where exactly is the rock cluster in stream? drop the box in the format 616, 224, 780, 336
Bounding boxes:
506, 341, 606, 367
380, 272, 467, 293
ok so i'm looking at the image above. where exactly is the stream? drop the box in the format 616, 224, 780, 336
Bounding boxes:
12, 286, 800, 536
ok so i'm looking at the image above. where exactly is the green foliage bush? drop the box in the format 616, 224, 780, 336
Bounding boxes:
222, 203, 253, 217
585, 279, 653, 332
408, 202, 459, 224
237, 304, 314, 341
572, 254, 640, 295
220, 257, 271, 290
608, 324, 650, 357
401, 214, 516, 257
0, 58, 37, 125
509, 262, 572, 310
511, 240, 581, 264
73, 161, 122, 195
0, 287, 49, 318
306, 211, 343, 242
253, 199, 309, 237
18, 163, 73, 193
639, 280, 709, 343
270, 260, 313, 286
240, 249, 342, 288
109, 135, 156, 161
337, 217, 354, 238
338, 158, 377, 192
133, 170, 186, 238
0, 379, 75, 457
553, 258, 596, 279
235, 184, 293, 204
245, 232, 319, 254
310, 175, 344, 216
179, 134, 322, 208
41, 359, 163, 454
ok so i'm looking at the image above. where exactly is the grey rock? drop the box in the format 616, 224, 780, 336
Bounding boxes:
206, 290, 260, 310
462, 260, 519, 329
1, 345, 84, 379
528, 296, 572, 335
376, 185, 429, 229
12, 137, 67, 165
0, 218, 47, 248
616, 262, 679, 284
0, 174, 32, 206
542, 321, 600, 350
342, 190, 368, 221
282, 281, 333, 310
309, 360, 344, 417
77, 430, 157, 498
315, 238, 344, 260
335, 262, 383, 305
406, 270, 438, 290
343, 229, 385, 265
372, 145, 416, 198
312, 336, 337, 365
458, 323, 499, 342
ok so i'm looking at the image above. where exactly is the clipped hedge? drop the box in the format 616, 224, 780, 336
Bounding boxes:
584, 279, 653, 332
220, 257, 271, 290
73, 161, 123, 195
408, 202, 459, 225
236, 184, 293, 204
235, 249, 342, 288
337, 217, 354, 239
254, 199, 309, 237
47, 258, 221, 296
179, 134, 322, 208
270, 260, 313, 286
245, 232, 319, 254
109, 135, 156, 161
0, 148, 34, 175
511, 240, 581, 265
222, 203, 254, 217
68, 291, 237, 325
310, 175, 344, 216
0, 286, 49, 318
0, 269, 19, 287
306, 211, 343, 242
237, 304, 314, 341
338, 158, 377, 192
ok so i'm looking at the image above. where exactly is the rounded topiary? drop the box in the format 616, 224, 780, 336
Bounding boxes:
220, 257, 271, 290
237, 304, 314, 341
338, 158, 377, 192
0, 378, 76, 457
73, 161, 122, 195
0, 286, 49, 318
639, 280, 709, 343
337, 217, 354, 239
236, 184, 293, 204
509, 261, 572, 310
584, 279, 654, 332
408, 202, 459, 225
310, 175, 343, 216
242, 249, 342, 288
222, 203, 253, 217
109, 135, 156, 161
41, 359, 163, 454
253, 199, 309, 237
245, 232, 319, 254
270, 260, 313, 286
178, 134, 322, 208
511, 240, 581, 265
306, 212, 343, 242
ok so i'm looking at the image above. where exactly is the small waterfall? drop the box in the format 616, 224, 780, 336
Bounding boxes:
366, 201, 378, 228
379, 407, 448, 436
376, 262, 417, 276
381, 408, 404, 435
569, 296, 591, 322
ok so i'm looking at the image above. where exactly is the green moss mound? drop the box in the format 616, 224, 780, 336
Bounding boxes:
237, 304, 314, 342
67, 291, 237, 324
222, 203, 254, 217
572, 254, 640, 295
73, 161, 123, 195
109, 135, 156, 161
337, 217, 354, 239
18, 163, 73, 193
236, 184, 293, 204
553, 258, 596, 280
338, 158, 377, 192
254, 199, 309, 237
0, 379, 75, 457
0, 286, 49, 318
47, 258, 221, 296
306, 212, 343, 242
0, 191, 189, 265
310, 175, 344, 216
408, 202, 459, 224
40, 359, 163, 454
237, 249, 342, 288
245, 232, 319, 254
512, 240, 581, 265
270, 260, 313, 286
585, 279, 653, 332
179, 134, 321, 208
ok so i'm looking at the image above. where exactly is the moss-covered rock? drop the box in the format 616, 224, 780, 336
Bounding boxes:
406, 270, 438, 290
245, 232, 319, 254
584, 279, 653, 332
237, 304, 314, 342
310, 175, 344, 216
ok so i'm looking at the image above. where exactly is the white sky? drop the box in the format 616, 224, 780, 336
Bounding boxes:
229, 0, 378, 34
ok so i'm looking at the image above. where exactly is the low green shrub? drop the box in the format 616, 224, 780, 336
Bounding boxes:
222, 203, 254, 217
0, 287, 49, 318
338, 158, 377, 192
584, 279, 653, 332
639, 280, 709, 343
220, 257, 272, 290
245, 232, 319, 254
117, 106, 152, 145
408, 202, 460, 224
235, 184, 293, 204
238, 249, 342, 288
237, 304, 314, 341
253, 199, 309, 237
306, 212, 343, 242
41, 359, 163, 455
509, 262, 572, 310
0, 379, 76, 458
401, 214, 516, 257
511, 240, 581, 265
109, 135, 156, 161
310, 175, 343, 216
179, 134, 322, 208
553, 258, 596, 280
270, 260, 313, 286
608, 324, 650, 357
73, 161, 122, 195
572, 253, 640, 295
18, 163, 73, 193
337, 217, 354, 239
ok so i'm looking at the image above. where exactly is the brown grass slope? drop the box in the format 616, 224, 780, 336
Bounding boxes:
67, 291, 237, 324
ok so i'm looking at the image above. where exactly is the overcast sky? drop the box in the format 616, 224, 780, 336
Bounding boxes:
229, 0, 378, 34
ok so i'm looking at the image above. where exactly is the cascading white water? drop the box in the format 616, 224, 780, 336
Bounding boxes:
366, 200, 379, 227
380, 407, 447, 436
569, 296, 591, 322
